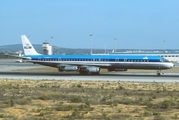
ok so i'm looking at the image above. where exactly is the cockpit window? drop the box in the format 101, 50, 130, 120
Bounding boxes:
161, 58, 169, 62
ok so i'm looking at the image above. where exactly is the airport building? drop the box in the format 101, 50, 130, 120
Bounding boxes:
42, 42, 53, 55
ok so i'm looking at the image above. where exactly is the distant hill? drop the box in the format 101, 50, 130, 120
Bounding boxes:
0, 44, 112, 55
1, 44, 179, 55
0, 44, 43, 54
0, 44, 22, 51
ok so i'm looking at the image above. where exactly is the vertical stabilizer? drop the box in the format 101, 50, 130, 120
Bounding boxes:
21, 35, 41, 55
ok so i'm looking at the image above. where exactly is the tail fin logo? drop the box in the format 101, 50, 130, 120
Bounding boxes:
21, 35, 41, 55
24, 43, 32, 49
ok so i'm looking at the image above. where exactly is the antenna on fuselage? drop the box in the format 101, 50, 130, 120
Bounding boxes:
90, 34, 93, 55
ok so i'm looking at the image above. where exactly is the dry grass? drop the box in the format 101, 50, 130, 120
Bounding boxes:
0, 79, 179, 119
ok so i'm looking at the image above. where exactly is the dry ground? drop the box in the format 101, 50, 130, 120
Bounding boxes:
0, 79, 179, 120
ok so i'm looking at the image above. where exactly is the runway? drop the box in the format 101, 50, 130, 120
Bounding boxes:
0, 71, 179, 82
0, 59, 179, 82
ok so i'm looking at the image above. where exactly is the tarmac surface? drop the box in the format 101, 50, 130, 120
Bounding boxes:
0, 59, 179, 82
0, 59, 45, 71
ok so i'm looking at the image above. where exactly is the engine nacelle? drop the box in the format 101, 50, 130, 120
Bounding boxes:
87, 67, 100, 72
58, 66, 78, 71
79, 67, 100, 74
108, 68, 128, 71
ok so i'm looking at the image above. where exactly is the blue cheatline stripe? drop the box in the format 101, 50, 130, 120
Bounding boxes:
23, 54, 170, 63
28, 54, 162, 59
32, 58, 161, 62
24, 55, 169, 62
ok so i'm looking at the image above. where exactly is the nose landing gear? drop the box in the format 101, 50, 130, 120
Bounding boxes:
156, 70, 161, 76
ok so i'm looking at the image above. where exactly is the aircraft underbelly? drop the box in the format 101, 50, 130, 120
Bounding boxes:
31, 61, 169, 70
113, 62, 163, 69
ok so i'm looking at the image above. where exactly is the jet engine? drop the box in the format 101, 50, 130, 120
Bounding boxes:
79, 67, 100, 74
58, 66, 78, 71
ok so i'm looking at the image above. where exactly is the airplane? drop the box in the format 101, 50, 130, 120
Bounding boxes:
21, 35, 174, 76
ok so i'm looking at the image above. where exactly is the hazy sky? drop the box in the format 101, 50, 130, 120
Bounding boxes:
1, 0, 179, 49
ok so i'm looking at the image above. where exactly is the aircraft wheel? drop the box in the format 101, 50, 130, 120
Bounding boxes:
157, 73, 161, 76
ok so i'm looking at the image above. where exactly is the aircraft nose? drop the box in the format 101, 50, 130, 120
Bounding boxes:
172, 63, 175, 68
170, 63, 174, 68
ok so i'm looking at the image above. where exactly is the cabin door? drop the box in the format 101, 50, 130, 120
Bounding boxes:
58, 58, 61, 63
124, 58, 127, 62
115, 58, 119, 63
